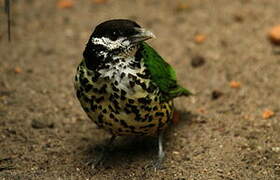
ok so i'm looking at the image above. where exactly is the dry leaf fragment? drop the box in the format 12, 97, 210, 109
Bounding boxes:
14, 67, 22, 73
93, 0, 107, 4
194, 34, 206, 44
57, 0, 74, 9
172, 111, 180, 124
262, 110, 275, 119
230, 81, 241, 88
268, 25, 280, 45
175, 3, 189, 11
197, 108, 206, 114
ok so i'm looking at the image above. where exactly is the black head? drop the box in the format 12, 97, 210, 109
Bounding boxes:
92, 19, 141, 41
83, 19, 155, 70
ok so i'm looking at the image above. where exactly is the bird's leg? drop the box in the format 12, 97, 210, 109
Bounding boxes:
157, 131, 165, 165
154, 131, 165, 169
145, 131, 165, 170
88, 135, 116, 169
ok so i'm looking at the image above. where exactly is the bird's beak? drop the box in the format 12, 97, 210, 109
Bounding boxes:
129, 28, 156, 43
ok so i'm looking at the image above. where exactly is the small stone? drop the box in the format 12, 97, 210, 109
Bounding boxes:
31, 119, 54, 129
191, 55, 206, 68
211, 90, 223, 100
172, 151, 180, 155
233, 14, 244, 22
27, 69, 34, 73
272, 147, 280, 153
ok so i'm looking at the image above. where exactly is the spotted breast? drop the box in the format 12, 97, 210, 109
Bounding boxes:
74, 54, 173, 136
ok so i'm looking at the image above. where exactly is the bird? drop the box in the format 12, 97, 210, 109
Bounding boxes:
74, 19, 192, 168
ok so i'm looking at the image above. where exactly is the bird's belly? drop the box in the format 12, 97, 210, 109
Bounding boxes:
76, 83, 173, 136
75, 61, 174, 136
93, 100, 172, 136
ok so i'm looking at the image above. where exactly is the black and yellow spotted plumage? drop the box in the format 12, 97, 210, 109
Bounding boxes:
74, 19, 191, 167
75, 57, 173, 136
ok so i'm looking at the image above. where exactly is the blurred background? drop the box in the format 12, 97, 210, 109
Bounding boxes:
0, 0, 280, 179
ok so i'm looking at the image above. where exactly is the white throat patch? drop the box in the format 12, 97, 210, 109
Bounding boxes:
92, 37, 130, 51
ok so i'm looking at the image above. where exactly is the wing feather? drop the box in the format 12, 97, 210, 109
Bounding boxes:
141, 42, 192, 102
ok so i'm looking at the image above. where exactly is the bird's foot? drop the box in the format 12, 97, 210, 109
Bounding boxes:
145, 132, 166, 171
86, 146, 106, 169
86, 135, 116, 169
144, 157, 165, 171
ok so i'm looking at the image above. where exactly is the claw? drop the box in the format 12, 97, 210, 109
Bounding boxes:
86, 135, 116, 169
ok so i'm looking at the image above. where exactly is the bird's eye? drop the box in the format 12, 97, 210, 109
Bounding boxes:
110, 31, 118, 41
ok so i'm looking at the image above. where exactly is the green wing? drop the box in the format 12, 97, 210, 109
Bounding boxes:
141, 42, 192, 102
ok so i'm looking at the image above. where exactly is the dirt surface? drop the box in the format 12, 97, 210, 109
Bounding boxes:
1, 0, 280, 179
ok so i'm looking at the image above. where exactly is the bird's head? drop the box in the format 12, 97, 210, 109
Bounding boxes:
83, 19, 155, 69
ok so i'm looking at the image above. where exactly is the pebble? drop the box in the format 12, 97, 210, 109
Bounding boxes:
272, 147, 280, 153
233, 13, 244, 22
31, 118, 54, 129
211, 90, 223, 100
191, 55, 206, 68
173, 151, 180, 155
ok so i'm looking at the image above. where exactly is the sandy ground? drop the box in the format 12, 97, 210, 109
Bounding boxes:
1, 0, 280, 179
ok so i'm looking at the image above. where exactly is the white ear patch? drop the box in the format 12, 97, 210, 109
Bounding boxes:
92, 37, 129, 50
